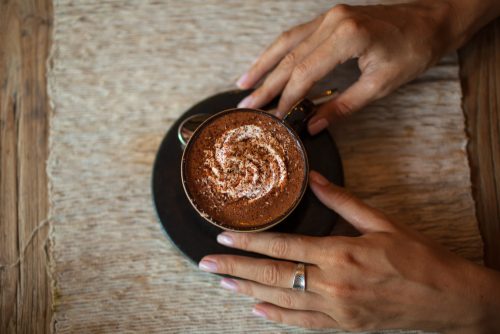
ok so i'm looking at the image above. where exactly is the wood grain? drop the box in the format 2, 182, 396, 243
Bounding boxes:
459, 18, 500, 270
0, 0, 53, 333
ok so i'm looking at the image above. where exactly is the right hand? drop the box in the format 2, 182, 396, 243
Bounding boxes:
235, 1, 461, 134
200, 171, 500, 332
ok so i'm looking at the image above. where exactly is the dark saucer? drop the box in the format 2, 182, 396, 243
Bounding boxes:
152, 89, 344, 264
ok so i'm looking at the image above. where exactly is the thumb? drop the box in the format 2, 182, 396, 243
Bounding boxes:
309, 170, 395, 234
307, 72, 388, 135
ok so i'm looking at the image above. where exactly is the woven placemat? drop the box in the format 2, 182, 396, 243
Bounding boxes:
47, 1, 482, 333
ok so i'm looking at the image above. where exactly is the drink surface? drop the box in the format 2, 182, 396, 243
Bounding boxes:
183, 110, 307, 229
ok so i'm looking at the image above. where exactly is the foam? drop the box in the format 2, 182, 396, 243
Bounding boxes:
203, 125, 287, 202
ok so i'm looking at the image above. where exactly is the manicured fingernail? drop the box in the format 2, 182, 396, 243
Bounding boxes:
217, 233, 234, 246
220, 278, 239, 291
198, 258, 218, 272
308, 117, 328, 135
310, 171, 329, 186
252, 307, 268, 319
237, 95, 254, 108
236, 73, 249, 89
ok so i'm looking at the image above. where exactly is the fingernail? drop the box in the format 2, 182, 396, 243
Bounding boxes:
198, 258, 218, 272
310, 171, 329, 186
220, 278, 239, 291
237, 95, 254, 108
308, 117, 328, 135
236, 73, 249, 89
252, 307, 268, 319
217, 233, 234, 246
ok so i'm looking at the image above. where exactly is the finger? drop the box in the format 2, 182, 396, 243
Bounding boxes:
237, 15, 324, 90
220, 278, 324, 312
253, 302, 339, 329
199, 255, 324, 293
275, 31, 360, 118
240, 14, 345, 112
309, 170, 396, 233
307, 71, 390, 135
216, 231, 323, 264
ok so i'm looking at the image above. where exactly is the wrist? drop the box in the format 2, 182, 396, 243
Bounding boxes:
468, 264, 500, 333
414, 0, 500, 54
419, 0, 500, 51
447, 261, 500, 333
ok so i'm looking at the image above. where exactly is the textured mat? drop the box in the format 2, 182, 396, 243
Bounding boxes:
48, 0, 483, 333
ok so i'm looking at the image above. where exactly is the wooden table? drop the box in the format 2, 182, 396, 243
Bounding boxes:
0, 1, 498, 332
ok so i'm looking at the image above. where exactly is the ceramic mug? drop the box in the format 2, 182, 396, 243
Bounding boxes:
179, 98, 316, 232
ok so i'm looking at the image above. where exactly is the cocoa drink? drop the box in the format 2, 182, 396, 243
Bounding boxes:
182, 109, 307, 231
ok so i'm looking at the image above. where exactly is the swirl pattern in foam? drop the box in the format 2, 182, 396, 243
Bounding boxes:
203, 124, 287, 202
184, 110, 306, 229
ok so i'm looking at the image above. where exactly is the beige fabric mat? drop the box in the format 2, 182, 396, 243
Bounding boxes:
47, 0, 483, 333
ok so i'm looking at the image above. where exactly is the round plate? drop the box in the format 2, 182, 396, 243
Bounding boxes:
152, 89, 344, 264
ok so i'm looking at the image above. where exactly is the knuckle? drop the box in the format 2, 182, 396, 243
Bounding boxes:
219, 258, 236, 275
364, 78, 384, 95
237, 233, 251, 250
269, 236, 289, 258
236, 280, 252, 296
292, 62, 310, 81
272, 310, 284, 324
338, 17, 363, 36
328, 187, 355, 207
296, 236, 314, 259
277, 291, 295, 308
294, 235, 309, 250
254, 82, 274, 101
334, 100, 354, 117
281, 52, 297, 69
278, 29, 293, 45
328, 4, 352, 19
250, 58, 261, 71
260, 262, 281, 286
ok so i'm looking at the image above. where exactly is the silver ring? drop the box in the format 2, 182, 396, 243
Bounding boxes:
292, 263, 306, 291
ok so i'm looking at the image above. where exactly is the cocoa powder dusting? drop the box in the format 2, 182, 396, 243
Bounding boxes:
184, 110, 306, 229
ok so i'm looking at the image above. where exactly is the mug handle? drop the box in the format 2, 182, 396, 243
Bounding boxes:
177, 113, 210, 149
281, 98, 316, 134
281, 88, 337, 134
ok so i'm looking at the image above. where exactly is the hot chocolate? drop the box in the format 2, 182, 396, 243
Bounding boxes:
182, 109, 307, 230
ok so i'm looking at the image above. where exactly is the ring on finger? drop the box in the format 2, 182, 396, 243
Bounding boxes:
292, 262, 306, 291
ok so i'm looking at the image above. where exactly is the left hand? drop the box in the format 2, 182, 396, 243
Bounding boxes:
198, 171, 492, 332
235, 1, 460, 134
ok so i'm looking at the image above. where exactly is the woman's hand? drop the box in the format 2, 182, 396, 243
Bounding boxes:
199, 171, 500, 332
235, 1, 500, 135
